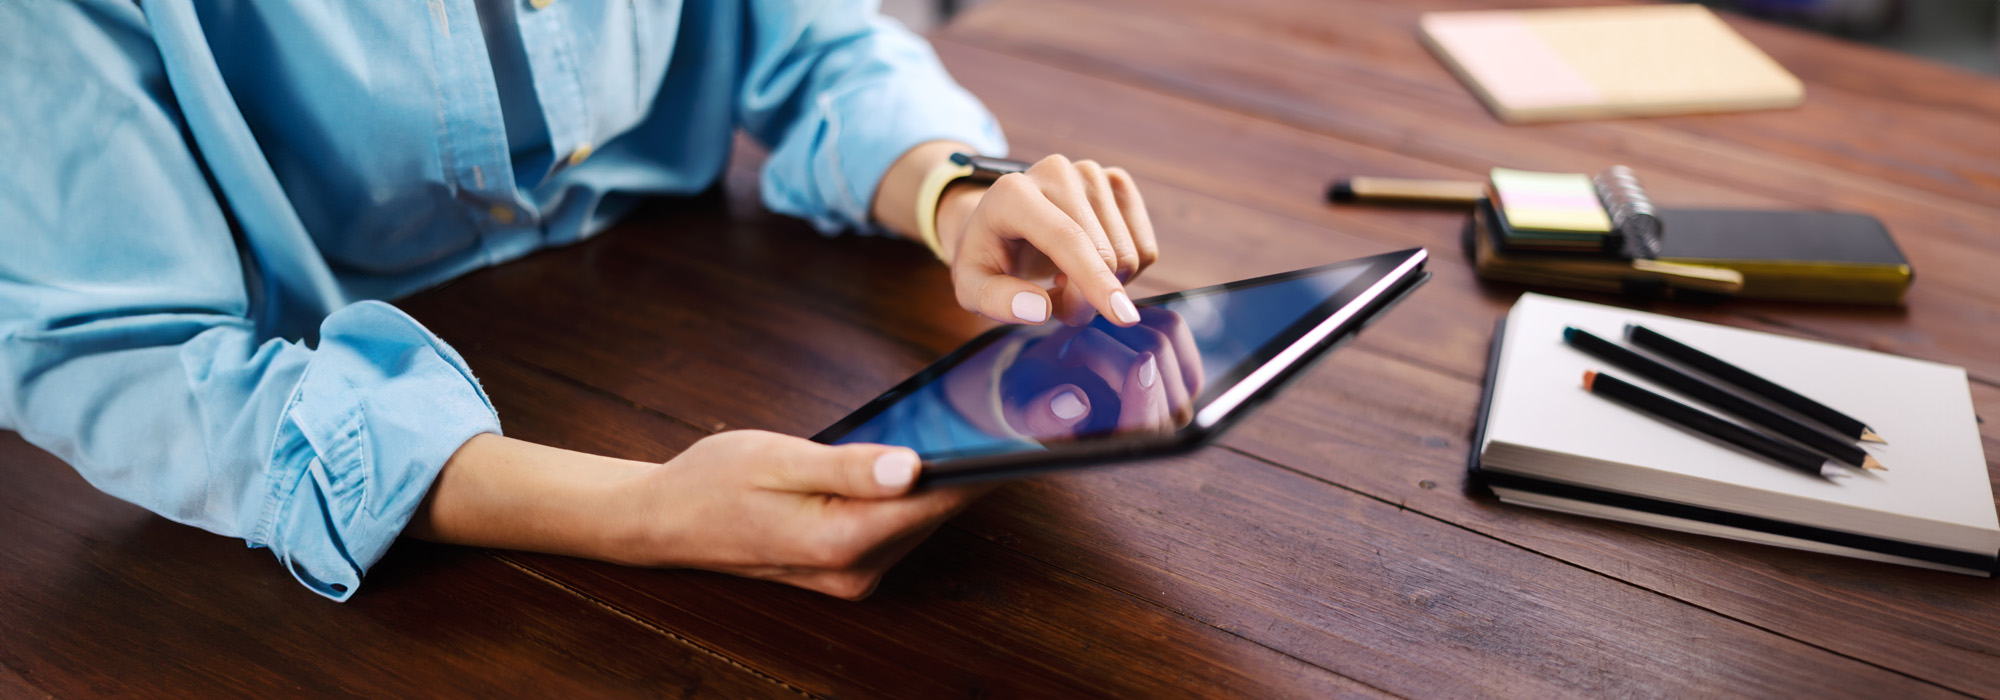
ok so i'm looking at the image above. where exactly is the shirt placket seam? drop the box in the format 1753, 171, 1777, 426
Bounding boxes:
431, 0, 527, 266
518, 1, 592, 187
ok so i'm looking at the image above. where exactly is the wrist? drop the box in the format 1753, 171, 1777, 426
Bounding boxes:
871, 140, 975, 246
411, 433, 653, 563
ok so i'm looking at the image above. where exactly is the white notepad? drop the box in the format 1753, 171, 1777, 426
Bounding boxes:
1477, 294, 1999, 574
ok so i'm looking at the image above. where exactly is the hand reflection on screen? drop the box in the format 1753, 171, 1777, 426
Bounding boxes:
944, 307, 1205, 444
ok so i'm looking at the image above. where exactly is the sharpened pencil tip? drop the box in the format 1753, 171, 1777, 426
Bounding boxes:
1860, 429, 1887, 444
1862, 455, 1888, 471
1583, 369, 1598, 390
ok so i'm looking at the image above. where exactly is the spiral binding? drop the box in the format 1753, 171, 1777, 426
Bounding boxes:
1594, 165, 1663, 259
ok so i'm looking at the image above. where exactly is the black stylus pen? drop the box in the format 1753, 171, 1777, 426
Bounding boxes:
1625, 324, 1886, 444
1564, 327, 1884, 471
1583, 370, 1840, 479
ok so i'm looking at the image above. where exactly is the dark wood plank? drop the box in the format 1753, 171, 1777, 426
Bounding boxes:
952, 454, 1965, 699
0, 428, 801, 699
433, 298, 1952, 698
442, 342, 1388, 699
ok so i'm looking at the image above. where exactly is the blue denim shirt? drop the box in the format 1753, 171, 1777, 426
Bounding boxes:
0, 0, 1005, 600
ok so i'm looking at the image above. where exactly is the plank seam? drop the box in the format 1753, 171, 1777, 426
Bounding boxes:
489, 552, 819, 699
493, 350, 723, 439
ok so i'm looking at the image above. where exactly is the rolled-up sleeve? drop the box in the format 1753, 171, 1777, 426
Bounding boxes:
0, 1, 499, 601
253, 306, 501, 599
738, 0, 1008, 234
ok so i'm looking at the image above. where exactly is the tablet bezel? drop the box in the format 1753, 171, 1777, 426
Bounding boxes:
810, 247, 1430, 485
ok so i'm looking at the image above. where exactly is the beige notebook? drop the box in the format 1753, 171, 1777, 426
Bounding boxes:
1420, 5, 1805, 123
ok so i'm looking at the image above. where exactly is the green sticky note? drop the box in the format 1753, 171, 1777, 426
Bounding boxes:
1490, 168, 1613, 233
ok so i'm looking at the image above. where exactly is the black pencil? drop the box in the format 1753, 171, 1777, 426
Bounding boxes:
1582, 370, 1840, 479
1565, 327, 1885, 471
1625, 324, 1886, 444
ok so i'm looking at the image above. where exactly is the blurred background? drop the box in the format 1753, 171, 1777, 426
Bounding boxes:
885, 0, 2000, 76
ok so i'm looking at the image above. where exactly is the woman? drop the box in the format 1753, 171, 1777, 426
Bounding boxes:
0, 0, 1157, 601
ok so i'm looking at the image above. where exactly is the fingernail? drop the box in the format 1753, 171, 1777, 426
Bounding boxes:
873, 450, 918, 489
1139, 354, 1158, 388
1111, 291, 1140, 324
1050, 390, 1086, 420
1012, 291, 1048, 323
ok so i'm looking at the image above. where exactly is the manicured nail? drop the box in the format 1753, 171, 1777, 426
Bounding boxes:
1012, 291, 1048, 323
873, 450, 918, 489
1110, 291, 1140, 324
1050, 390, 1086, 420
1138, 354, 1158, 389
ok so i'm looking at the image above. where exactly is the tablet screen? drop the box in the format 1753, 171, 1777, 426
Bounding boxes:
820, 250, 1420, 462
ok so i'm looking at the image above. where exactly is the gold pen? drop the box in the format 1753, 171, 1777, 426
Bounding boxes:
1327, 176, 1485, 206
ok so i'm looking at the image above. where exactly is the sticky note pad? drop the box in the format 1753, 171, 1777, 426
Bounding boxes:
1420, 5, 1805, 123
1490, 168, 1613, 234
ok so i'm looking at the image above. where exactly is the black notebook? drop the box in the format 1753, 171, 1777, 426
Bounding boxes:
1652, 209, 1910, 304
1469, 204, 1912, 304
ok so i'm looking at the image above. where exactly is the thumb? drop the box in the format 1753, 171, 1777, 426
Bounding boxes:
767, 441, 923, 499
951, 209, 1053, 325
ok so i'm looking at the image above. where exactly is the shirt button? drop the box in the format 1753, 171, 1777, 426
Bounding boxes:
488, 204, 518, 225
566, 143, 594, 167
529, 0, 554, 8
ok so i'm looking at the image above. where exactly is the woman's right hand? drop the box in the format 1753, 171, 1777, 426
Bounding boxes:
610, 431, 983, 599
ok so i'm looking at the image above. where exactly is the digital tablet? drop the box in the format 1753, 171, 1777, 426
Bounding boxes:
812, 247, 1430, 486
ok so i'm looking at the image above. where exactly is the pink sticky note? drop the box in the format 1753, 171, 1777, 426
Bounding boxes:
1424, 13, 1601, 110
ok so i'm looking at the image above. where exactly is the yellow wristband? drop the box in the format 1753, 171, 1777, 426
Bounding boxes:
915, 158, 976, 263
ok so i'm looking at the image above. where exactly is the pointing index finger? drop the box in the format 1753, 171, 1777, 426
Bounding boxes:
986, 173, 1140, 326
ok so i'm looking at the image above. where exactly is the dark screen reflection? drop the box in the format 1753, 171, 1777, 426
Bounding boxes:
834, 264, 1368, 460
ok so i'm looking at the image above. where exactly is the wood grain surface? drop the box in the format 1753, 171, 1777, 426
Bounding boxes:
4, 0, 1997, 697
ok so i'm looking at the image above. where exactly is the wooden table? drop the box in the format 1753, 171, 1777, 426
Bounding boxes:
6, 0, 1999, 697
